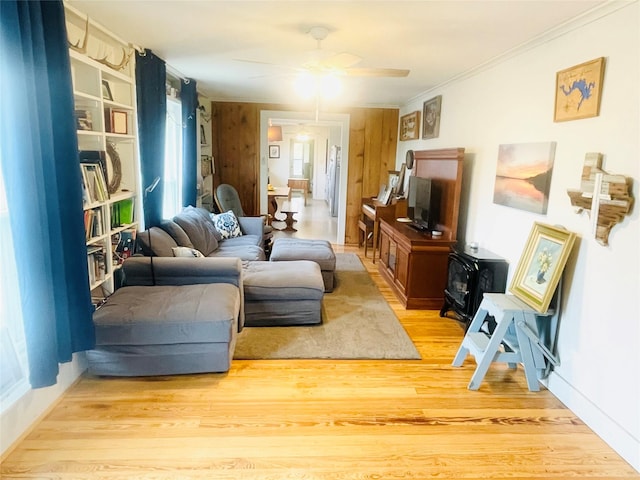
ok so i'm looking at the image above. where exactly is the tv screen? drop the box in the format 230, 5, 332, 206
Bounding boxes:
407, 176, 437, 230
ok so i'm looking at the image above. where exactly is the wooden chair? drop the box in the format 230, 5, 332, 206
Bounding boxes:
358, 218, 374, 257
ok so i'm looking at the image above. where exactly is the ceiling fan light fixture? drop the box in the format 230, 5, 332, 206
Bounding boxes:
294, 71, 342, 101
320, 73, 341, 99
294, 72, 317, 100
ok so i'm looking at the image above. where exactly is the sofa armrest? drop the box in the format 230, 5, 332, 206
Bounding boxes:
120, 256, 245, 329
238, 216, 264, 239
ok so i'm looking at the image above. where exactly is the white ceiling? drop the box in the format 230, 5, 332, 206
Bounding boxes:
67, 0, 606, 108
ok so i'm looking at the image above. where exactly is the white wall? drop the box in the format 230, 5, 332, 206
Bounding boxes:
1, 354, 87, 456
397, 2, 639, 470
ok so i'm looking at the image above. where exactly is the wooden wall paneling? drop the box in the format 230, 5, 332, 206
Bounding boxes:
213, 102, 260, 215
345, 109, 366, 245
211, 101, 399, 242
364, 109, 384, 196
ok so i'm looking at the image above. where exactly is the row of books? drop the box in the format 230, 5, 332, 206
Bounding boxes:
110, 198, 134, 228
84, 208, 104, 240
87, 245, 106, 286
81, 163, 109, 206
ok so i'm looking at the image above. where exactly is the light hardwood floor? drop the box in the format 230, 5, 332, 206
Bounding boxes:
2, 198, 638, 479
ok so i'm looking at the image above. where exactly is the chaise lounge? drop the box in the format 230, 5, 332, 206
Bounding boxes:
87, 256, 244, 376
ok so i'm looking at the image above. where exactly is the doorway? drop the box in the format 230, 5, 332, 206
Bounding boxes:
259, 110, 350, 244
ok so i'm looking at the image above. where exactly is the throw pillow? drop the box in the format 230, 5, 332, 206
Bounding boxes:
172, 246, 204, 258
211, 210, 243, 239
173, 207, 219, 256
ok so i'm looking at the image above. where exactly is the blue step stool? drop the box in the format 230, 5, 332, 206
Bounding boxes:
452, 292, 560, 391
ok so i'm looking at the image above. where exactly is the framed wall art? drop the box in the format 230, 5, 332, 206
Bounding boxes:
422, 95, 442, 139
554, 57, 605, 122
268, 145, 280, 159
493, 141, 556, 214
509, 222, 576, 313
399, 111, 420, 141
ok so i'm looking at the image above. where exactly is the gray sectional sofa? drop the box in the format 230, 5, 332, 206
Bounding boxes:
137, 206, 266, 261
86, 206, 332, 376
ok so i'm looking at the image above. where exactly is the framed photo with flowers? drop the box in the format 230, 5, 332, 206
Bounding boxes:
509, 222, 576, 313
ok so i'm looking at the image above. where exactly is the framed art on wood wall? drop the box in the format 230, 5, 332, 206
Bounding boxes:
509, 222, 576, 313
554, 57, 605, 122
422, 95, 442, 139
399, 111, 420, 141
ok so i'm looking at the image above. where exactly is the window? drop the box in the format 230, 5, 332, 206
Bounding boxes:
290, 140, 314, 182
0, 162, 29, 412
162, 97, 183, 219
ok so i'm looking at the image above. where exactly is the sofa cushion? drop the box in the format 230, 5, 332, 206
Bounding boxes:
92, 284, 240, 345
173, 208, 219, 256
211, 210, 242, 239
160, 220, 194, 248
211, 244, 266, 261
172, 246, 204, 258
137, 227, 178, 257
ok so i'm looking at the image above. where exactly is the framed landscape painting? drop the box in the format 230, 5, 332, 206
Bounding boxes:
493, 141, 556, 214
510, 222, 576, 313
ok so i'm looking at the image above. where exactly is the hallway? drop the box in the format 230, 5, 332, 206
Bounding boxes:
271, 192, 339, 244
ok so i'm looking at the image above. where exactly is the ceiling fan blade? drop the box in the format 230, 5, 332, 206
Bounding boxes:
344, 67, 410, 78
318, 52, 362, 69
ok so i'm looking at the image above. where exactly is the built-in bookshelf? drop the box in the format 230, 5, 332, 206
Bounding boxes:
65, 5, 140, 304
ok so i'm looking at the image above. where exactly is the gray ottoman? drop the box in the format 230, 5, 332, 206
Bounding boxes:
270, 238, 336, 292
243, 260, 324, 326
86, 283, 240, 376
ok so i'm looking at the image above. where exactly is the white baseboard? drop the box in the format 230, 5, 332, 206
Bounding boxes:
546, 371, 639, 473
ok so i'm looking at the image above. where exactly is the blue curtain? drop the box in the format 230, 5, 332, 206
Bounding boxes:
181, 78, 198, 208
0, 0, 95, 388
135, 49, 166, 228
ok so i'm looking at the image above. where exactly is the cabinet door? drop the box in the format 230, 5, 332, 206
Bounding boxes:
395, 247, 409, 294
378, 229, 390, 268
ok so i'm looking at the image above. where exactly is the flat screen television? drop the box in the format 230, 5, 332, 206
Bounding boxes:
407, 176, 439, 231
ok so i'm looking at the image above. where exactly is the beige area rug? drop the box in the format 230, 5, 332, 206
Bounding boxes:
233, 253, 421, 360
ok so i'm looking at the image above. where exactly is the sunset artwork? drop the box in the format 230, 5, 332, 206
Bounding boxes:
493, 142, 556, 214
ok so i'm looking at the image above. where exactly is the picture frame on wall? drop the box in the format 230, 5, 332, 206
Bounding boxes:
554, 57, 605, 122
399, 111, 420, 141
269, 145, 280, 158
509, 222, 576, 313
493, 141, 556, 214
422, 95, 442, 139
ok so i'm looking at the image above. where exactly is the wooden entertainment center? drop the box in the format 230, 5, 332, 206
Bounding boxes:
378, 148, 465, 309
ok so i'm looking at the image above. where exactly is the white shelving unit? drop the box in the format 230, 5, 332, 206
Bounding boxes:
65, 5, 141, 304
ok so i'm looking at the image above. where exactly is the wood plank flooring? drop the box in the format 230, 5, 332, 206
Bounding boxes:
2, 246, 638, 479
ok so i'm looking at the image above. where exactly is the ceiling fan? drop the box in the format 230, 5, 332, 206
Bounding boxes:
238, 26, 410, 78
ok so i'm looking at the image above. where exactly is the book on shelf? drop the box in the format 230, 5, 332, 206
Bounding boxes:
86, 245, 106, 285
110, 198, 134, 227
80, 161, 109, 204
84, 208, 104, 240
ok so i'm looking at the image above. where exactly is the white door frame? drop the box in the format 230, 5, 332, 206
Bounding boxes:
259, 110, 350, 244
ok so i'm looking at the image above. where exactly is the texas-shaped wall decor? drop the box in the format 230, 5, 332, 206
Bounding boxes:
567, 152, 633, 246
